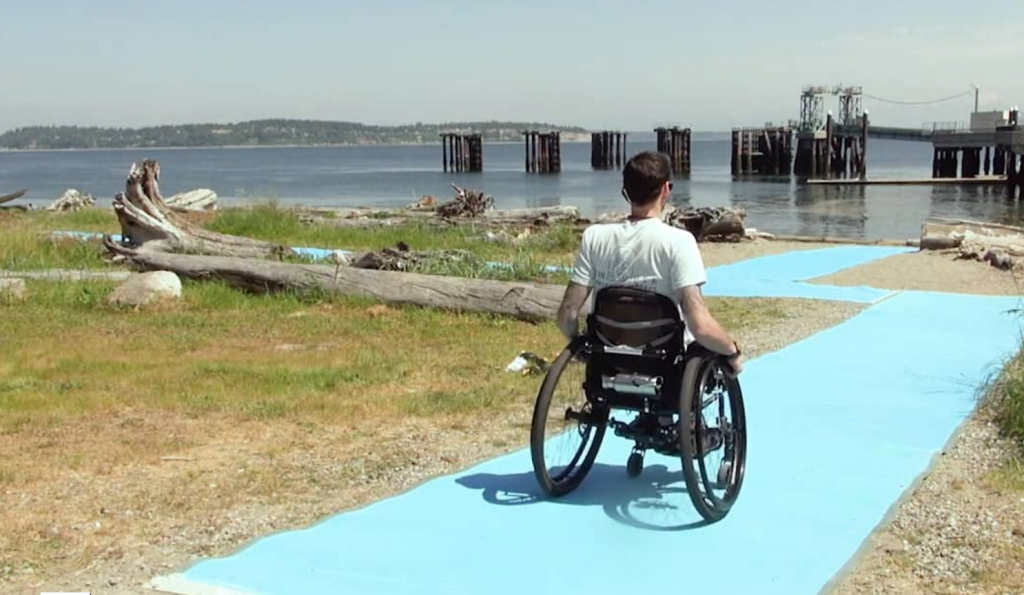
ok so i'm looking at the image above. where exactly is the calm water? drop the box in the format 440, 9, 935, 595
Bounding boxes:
1, 136, 1020, 240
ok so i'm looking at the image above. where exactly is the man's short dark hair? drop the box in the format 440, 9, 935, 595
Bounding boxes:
622, 151, 671, 206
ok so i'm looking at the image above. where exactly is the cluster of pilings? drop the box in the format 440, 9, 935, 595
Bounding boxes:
523, 131, 561, 173
440, 133, 483, 173
794, 114, 868, 179
731, 127, 794, 176
654, 127, 691, 175
932, 146, 1018, 179
591, 131, 628, 169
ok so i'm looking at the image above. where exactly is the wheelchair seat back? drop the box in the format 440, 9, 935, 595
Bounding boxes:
588, 286, 684, 353
585, 286, 685, 404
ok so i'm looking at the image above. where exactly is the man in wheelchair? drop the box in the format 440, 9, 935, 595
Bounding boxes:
555, 150, 743, 375
530, 150, 746, 522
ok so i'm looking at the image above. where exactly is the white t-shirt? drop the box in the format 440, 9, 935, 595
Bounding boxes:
570, 217, 707, 344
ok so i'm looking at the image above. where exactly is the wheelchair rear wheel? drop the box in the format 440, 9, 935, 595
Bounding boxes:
678, 354, 747, 523
530, 341, 608, 497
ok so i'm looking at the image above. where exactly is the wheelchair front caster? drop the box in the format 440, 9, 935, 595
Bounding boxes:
626, 450, 644, 478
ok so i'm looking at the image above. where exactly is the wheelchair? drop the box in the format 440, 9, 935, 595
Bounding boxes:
529, 286, 747, 523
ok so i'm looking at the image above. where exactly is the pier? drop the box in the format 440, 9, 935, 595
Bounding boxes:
731, 125, 794, 176
793, 86, 868, 180
929, 109, 1024, 197
440, 133, 483, 173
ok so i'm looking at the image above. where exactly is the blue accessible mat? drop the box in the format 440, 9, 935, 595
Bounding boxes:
148, 246, 1023, 595
702, 246, 916, 303
151, 290, 1021, 595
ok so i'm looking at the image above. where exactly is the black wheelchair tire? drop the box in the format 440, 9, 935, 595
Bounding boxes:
678, 354, 747, 523
530, 341, 608, 497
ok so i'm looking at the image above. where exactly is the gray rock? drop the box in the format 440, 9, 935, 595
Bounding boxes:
106, 271, 182, 307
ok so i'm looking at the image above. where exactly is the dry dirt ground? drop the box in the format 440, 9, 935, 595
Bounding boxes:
5, 243, 1023, 595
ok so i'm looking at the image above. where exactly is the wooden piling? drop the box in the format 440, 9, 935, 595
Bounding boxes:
440, 133, 483, 173
591, 131, 627, 170
859, 113, 869, 180
655, 127, 691, 176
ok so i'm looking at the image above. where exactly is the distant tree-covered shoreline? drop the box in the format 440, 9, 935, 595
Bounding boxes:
0, 119, 590, 150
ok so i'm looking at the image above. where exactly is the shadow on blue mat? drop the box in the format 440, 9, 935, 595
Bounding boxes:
456, 463, 709, 532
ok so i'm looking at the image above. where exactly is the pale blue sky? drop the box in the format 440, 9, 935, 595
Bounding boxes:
3, 0, 1021, 132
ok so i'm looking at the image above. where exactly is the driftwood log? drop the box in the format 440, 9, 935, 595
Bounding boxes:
111, 159, 294, 259
436, 184, 494, 217
350, 244, 477, 271
597, 205, 747, 241
667, 207, 746, 240
920, 217, 1024, 270
46, 189, 95, 212
104, 238, 575, 322
298, 205, 581, 230
0, 189, 27, 205
166, 188, 218, 212
0, 269, 133, 282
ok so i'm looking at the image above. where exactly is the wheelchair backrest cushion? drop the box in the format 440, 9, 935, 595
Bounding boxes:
590, 286, 683, 350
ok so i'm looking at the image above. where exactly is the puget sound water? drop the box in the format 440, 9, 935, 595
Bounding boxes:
2, 135, 1020, 241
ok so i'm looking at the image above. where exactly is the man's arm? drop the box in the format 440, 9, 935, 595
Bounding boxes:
557, 282, 591, 340
679, 284, 744, 373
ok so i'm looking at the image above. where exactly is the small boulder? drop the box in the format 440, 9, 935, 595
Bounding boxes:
0, 278, 26, 301
106, 271, 182, 307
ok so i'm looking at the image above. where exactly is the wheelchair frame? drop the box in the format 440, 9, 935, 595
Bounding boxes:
529, 286, 747, 523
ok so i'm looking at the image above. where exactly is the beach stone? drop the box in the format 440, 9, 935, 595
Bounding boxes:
106, 271, 182, 307
0, 278, 26, 301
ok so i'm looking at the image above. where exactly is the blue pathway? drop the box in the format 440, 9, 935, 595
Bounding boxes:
151, 247, 1021, 595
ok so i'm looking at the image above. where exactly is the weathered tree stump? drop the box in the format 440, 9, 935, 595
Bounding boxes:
109, 159, 293, 259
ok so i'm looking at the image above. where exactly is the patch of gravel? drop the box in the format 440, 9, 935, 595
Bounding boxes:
732, 298, 864, 359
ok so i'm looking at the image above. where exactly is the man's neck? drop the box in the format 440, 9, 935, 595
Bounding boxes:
629, 207, 662, 221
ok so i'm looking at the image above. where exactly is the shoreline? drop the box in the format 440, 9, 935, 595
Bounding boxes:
0, 139, 599, 154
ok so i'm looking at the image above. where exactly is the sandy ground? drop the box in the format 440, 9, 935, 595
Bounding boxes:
699, 239, 839, 268
812, 249, 1024, 297
6, 239, 1024, 595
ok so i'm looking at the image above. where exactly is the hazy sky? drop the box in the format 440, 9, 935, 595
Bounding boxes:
3, 0, 1021, 133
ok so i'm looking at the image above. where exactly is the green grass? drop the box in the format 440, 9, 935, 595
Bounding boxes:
995, 362, 1024, 446
2, 203, 578, 282
987, 456, 1024, 493
207, 201, 580, 266
0, 209, 120, 271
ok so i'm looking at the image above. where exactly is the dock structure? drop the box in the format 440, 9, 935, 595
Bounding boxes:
794, 86, 869, 180
930, 109, 1023, 197
731, 125, 794, 176
591, 131, 627, 169
522, 131, 561, 173
655, 127, 691, 175
440, 133, 483, 173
